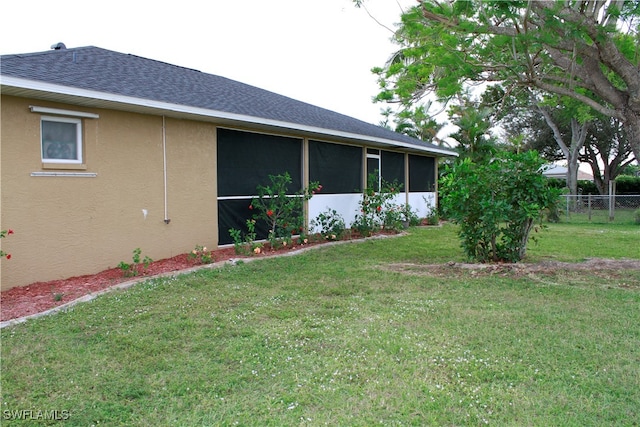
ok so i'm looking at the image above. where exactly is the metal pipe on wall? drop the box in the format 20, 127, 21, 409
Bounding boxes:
163, 116, 170, 224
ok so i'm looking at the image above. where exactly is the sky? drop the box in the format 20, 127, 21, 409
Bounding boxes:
0, 0, 416, 126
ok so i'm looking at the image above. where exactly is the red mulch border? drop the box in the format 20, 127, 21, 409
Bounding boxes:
1, 232, 402, 325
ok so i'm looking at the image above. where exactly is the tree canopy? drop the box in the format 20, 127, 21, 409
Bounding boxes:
367, 0, 640, 162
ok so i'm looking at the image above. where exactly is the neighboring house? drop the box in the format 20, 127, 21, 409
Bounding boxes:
542, 164, 594, 181
0, 45, 456, 290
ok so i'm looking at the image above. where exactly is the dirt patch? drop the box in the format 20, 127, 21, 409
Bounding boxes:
385, 258, 640, 280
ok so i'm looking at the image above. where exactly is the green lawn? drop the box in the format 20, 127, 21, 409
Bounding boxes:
558, 207, 639, 225
1, 223, 639, 426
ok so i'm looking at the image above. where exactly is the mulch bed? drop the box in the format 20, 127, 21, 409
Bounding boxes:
0, 232, 392, 323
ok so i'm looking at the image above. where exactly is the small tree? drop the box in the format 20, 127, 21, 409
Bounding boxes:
440, 151, 559, 263
249, 172, 320, 246
352, 173, 402, 236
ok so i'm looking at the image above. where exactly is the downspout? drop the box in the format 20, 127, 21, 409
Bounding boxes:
303, 138, 310, 231
162, 116, 170, 224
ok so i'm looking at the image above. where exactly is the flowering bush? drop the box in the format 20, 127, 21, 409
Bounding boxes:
311, 208, 346, 241
0, 229, 14, 259
229, 219, 262, 255
188, 245, 213, 264
352, 174, 402, 236
249, 172, 320, 248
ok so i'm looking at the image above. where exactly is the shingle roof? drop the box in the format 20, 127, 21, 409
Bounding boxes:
1, 46, 455, 156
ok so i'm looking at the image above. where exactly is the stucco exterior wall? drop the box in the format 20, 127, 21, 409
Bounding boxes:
0, 96, 217, 290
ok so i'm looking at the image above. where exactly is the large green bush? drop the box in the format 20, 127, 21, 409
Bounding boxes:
440, 151, 560, 262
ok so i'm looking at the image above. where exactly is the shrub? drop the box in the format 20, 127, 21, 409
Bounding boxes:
118, 248, 153, 277
352, 174, 402, 236
249, 172, 320, 248
229, 219, 261, 255
402, 204, 421, 226
188, 245, 213, 264
311, 208, 346, 241
440, 151, 560, 262
0, 228, 14, 260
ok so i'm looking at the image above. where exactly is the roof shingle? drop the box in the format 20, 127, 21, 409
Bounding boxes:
1, 46, 455, 155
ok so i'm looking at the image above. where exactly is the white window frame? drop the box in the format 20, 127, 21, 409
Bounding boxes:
40, 115, 83, 164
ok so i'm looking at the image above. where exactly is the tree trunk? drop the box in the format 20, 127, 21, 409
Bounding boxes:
566, 158, 579, 197
518, 218, 535, 260
538, 106, 588, 195
568, 119, 589, 195
626, 112, 640, 165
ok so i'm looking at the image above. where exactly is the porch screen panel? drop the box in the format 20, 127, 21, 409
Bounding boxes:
217, 128, 302, 196
218, 199, 272, 245
381, 151, 405, 188
217, 128, 302, 245
408, 155, 436, 192
309, 140, 362, 194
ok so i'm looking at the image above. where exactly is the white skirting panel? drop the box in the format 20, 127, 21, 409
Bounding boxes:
308, 194, 362, 231
408, 192, 437, 218
308, 192, 437, 232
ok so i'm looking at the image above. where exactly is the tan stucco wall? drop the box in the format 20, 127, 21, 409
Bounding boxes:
0, 96, 217, 290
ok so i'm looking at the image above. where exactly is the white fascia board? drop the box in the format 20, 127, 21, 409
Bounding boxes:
2, 76, 458, 157
29, 105, 99, 118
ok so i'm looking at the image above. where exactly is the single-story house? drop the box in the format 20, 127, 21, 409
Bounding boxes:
542, 164, 594, 181
0, 45, 457, 290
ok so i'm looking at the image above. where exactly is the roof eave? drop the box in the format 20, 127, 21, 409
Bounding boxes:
1, 76, 458, 157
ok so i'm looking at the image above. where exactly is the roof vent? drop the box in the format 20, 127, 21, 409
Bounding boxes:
51, 42, 66, 50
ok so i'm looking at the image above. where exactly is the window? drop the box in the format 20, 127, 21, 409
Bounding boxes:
41, 116, 82, 164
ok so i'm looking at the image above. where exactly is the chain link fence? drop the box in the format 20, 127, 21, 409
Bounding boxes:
557, 195, 640, 224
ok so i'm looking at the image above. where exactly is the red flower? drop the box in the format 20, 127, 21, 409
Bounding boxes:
376, 206, 382, 212
8, 229, 14, 235
318, 185, 323, 190
6, 254, 11, 260
249, 205, 253, 210
267, 209, 274, 217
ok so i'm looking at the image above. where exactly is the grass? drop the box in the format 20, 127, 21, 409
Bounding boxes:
527, 221, 640, 262
1, 223, 639, 426
558, 207, 638, 225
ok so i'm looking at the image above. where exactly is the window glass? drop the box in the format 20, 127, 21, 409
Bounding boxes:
41, 117, 82, 163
